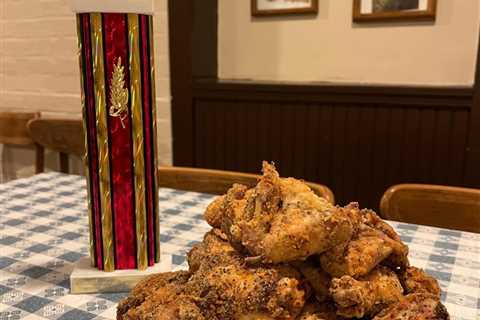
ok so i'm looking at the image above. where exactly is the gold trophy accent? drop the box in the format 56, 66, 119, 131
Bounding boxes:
109, 57, 129, 128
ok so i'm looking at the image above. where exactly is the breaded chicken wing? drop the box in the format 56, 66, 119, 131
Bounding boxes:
373, 293, 449, 320
400, 267, 441, 298
330, 266, 404, 318
187, 229, 240, 272
205, 162, 356, 263
193, 230, 309, 319
117, 271, 202, 320
361, 208, 401, 241
297, 301, 337, 320
320, 224, 408, 278
293, 259, 331, 303
119, 231, 308, 320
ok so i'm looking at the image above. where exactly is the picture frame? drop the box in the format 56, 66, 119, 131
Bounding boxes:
353, 0, 437, 22
251, 0, 318, 17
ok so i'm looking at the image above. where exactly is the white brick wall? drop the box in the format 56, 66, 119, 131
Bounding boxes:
0, 0, 172, 181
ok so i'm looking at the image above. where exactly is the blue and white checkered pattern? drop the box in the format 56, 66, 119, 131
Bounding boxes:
0, 173, 479, 319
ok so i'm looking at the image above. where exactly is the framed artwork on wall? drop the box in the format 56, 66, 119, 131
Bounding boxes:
353, 0, 437, 22
251, 0, 318, 16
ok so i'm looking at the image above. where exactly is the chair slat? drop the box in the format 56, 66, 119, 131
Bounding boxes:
27, 118, 84, 174
0, 112, 43, 174
158, 166, 335, 204
380, 184, 480, 233
0, 112, 40, 146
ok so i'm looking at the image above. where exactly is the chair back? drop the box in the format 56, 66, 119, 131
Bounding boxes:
27, 118, 84, 173
380, 184, 480, 233
158, 166, 335, 204
0, 112, 40, 146
0, 111, 44, 174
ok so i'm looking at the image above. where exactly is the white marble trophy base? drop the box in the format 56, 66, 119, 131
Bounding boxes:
70, 255, 173, 294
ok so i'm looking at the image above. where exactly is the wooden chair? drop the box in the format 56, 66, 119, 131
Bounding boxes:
0, 111, 44, 174
380, 184, 480, 233
158, 166, 335, 204
27, 118, 84, 173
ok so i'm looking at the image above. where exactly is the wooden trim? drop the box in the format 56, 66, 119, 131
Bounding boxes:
353, 0, 437, 23
465, 26, 480, 187
192, 0, 218, 78
168, 0, 194, 166
168, 0, 217, 166
193, 79, 473, 109
251, 0, 318, 16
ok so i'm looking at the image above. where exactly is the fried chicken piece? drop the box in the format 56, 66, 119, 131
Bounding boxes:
204, 184, 253, 235
117, 271, 203, 320
330, 266, 404, 318
361, 208, 401, 241
293, 259, 331, 303
204, 195, 226, 230
187, 265, 306, 319
320, 224, 408, 278
121, 162, 449, 319
187, 229, 240, 272
359, 209, 410, 271
205, 162, 356, 264
188, 230, 308, 319
400, 267, 441, 298
297, 301, 337, 320
119, 231, 308, 320
373, 293, 449, 320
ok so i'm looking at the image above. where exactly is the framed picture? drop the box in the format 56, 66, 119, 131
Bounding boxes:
353, 0, 437, 22
251, 0, 318, 16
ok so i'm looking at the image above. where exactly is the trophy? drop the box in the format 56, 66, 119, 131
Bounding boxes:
69, 0, 170, 293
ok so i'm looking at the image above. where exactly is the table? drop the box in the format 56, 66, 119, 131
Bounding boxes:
0, 173, 478, 320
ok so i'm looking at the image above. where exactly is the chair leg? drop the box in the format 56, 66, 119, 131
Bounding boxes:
35, 144, 44, 174
59, 152, 69, 173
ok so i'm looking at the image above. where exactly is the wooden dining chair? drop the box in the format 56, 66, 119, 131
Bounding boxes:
380, 184, 480, 233
0, 111, 44, 174
158, 166, 335, 204
27, 118, 84, 173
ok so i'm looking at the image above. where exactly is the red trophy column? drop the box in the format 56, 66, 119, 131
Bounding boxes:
76, 12, 159, 272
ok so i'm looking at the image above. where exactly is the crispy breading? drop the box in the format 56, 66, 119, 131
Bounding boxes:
320, 224, 408, 278
119, 231, 308, 320
119, 162, 448, 320
373, 293, 449, 320
330, 266, 404, 318
205, 162, 355, 263
116, 271, 202, 320
293, 259, 331, 303
297, 301, 337, 320
400, 267, 441, 298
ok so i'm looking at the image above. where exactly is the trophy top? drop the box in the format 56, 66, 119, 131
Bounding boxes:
69, 0, 154, 14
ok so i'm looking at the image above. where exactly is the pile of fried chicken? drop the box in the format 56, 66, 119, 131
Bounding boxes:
117, 162, 449, 320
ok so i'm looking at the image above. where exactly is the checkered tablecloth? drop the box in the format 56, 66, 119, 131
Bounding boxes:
0, 173, 479, 320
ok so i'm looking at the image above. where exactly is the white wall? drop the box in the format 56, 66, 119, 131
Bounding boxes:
219, 0, 480, 86
0, 0, 172, 181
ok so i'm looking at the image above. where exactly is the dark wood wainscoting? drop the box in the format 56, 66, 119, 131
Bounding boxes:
184, 80, 474, 209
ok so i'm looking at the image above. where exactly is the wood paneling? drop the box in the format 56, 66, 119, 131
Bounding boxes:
189, 80, 473, 208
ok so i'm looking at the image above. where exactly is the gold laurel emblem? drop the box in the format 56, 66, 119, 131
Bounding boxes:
109, 57, 129, 128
